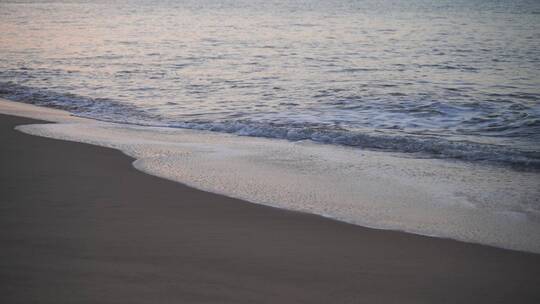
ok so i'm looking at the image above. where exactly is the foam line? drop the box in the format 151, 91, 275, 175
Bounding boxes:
2, 98, 540, 253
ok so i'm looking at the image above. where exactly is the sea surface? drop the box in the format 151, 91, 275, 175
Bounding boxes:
1, 0, 539, 168
4, 99, 540, 253
1, 1, 540, 252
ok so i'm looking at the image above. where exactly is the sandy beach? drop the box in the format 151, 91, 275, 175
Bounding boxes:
1, 113, 539, 303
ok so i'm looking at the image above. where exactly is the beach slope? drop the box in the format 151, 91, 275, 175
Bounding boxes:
1, 114, 539, 303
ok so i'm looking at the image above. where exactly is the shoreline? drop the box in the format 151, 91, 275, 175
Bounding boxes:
3, 98, 540, 254
2, 114, 540, 302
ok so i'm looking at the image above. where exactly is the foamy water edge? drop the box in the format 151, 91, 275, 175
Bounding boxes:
2, 98, 539, 254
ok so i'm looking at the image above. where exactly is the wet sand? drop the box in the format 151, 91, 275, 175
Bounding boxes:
1, 113, 539, 303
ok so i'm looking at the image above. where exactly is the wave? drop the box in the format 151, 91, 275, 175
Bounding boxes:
167, 121, 540, 168
1, 81, 539, 169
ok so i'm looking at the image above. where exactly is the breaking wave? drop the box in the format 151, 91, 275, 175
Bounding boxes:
1, 81, 539, 169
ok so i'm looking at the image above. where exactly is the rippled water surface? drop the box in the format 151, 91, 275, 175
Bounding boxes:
1, 0, 539, 166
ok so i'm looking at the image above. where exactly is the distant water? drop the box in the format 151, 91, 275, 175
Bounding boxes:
1, 0, 539, 167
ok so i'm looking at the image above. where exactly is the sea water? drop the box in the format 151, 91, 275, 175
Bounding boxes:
1, 0, 539, 167
2, 99, 540, 253
0, 0, 539, 252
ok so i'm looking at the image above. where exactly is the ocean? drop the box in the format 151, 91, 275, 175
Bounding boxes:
1, 0, 539, 252
1, 0, 539, 167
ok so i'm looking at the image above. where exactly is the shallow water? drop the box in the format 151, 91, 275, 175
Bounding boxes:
2, 99, 540, 253
1, 0, 539, 167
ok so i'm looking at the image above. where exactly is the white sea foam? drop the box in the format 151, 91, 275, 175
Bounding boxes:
2, 98, 540, 253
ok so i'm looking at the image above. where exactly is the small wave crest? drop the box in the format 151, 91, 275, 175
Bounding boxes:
167, 120, 540, 169
0, 82, 152, 123
1, 82, 539, 169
